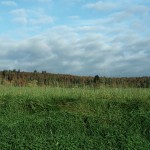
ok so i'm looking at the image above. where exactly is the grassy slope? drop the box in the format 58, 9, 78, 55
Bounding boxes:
0, 86, 150, 149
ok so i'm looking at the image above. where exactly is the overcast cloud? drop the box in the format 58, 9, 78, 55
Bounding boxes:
0, 0, 150, 76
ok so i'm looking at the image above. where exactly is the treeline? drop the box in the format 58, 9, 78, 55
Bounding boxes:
0, 70, 150, 88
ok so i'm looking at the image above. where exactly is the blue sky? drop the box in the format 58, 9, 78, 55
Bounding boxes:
0, 0, 150, 76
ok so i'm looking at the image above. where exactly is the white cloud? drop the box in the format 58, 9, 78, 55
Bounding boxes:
1, 0, 17, 7
84, 1, 117, 12
11, 8, 27, 17
128, 5, 150, 14
13, 17, 28, 25
0, 25, 149, 76
10, 8, 28, 24
10, 8, 53, 25
30, 15, 53, 25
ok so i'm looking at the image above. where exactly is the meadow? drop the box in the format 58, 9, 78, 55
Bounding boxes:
0, 85, 150, 149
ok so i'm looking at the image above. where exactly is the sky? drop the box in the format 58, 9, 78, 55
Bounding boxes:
0, 0, 150, 77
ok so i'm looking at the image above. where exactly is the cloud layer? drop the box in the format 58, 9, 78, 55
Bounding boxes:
0, 0, 150, 76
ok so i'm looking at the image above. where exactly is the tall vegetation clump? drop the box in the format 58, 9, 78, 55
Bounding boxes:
0, 69, 150, 88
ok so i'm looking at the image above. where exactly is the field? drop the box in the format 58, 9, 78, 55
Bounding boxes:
0, 86, 150, 149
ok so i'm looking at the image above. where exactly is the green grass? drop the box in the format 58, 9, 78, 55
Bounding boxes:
0, 86, 150, 149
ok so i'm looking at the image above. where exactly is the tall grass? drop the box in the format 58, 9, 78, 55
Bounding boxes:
0, 86, 150, 149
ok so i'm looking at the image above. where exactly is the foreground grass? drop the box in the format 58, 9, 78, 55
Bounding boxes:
0, 86, 150, 149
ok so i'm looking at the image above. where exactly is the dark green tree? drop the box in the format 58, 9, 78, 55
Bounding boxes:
94, 75, 99, 83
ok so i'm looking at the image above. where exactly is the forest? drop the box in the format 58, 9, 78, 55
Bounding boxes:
0, 69, 150, 88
